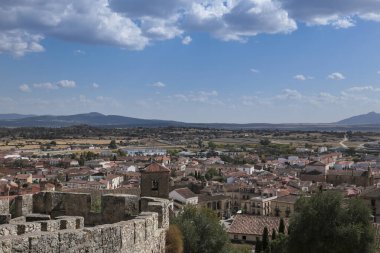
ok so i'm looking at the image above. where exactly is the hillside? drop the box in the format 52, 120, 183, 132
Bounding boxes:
337, 112, 380, 125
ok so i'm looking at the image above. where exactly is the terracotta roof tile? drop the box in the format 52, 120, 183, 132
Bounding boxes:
173, 188, 197, 199
142, 163, 170, 173
227, 215, 288, 235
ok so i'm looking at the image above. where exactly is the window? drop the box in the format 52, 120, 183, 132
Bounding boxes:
151, 180, 159, 191
234, 235, 238, 240
242, 236, 246, 240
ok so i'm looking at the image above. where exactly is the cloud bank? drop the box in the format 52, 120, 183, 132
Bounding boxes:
1, 0, 380, 56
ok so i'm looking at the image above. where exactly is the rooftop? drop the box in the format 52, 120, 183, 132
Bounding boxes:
227, 215, 288, 235
141, 163, 170, 173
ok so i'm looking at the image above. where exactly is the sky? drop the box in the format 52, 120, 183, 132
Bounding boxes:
1, 0, 380, 124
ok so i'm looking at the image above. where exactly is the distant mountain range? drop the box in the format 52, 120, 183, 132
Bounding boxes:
336, 112, 380, 125
0, 114, 35, 120
0, 112, 380, 130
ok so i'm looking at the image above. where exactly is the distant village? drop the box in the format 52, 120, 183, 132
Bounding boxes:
1, 128, 380, 248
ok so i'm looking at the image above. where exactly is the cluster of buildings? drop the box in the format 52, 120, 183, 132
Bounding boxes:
2, 145, 380, 247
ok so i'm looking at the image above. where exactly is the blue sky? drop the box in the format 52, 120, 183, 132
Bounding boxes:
1, 0, 380, 123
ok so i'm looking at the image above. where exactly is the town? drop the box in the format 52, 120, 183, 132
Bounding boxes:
1, 126, 380, 252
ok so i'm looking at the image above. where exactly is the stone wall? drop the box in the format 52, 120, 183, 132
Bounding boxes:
0, 199, 9, 215
141, 172, 170, 199
0, 213, 166, 253
0, 192, 170, 253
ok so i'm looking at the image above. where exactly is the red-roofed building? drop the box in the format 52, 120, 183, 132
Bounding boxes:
141, 163, 170, 199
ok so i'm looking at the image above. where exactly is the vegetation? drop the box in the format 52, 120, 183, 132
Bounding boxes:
278, 218, 285, 234
270, 191, 375, 253
108, 139, 117, 149
260, 139, 271, 146
166, 225, 184, 253
172, 205, 247, 253
204, 168, 221, 181
262, 227, 269, 251
271, 229, 276, 240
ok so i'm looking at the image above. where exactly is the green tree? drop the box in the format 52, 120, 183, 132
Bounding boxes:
208, 141, 217, 150
260, 139, 271, 146
278, 218, 285, 234
270, 234, 288, 253
256, 237, 263, 253
262, 227, 269, 251
271, 229, 276, 240
346, 147, 356, 156
166, 225, 184, 253
172, 206, 230, 253
108, 139, 117, 149
287, 191, 375, 253
205, 168, 220, 181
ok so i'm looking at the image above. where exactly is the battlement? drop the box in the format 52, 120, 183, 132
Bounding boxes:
0, 192, 170, 253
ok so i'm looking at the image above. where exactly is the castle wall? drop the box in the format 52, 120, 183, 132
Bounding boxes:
0, 192, 170, 253
0, 213, 166, 253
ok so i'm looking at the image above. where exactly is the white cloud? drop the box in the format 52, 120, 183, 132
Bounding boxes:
186, 0, 297, 41
276, 89, 303, 100
151, 81, 166, 88
0, 30, 44, 57
347, 86, 380, 92
92, 83, 100, 88
74, 49, 86, 55
328, 72, 345, 80
27, 80, 77, 90
2, 0, 380, 56
282, 0, 380, 28
19, 84, 31, 93
33, 82, 58, 90
332, 18, 355, 29
377, 70, 380, 74
182, 36, 192, 45
250, 68, 260, 73
293, 74, 313, 81
0, 0, 148, 56
173, 90, 221, 104
57, 80, 76, 88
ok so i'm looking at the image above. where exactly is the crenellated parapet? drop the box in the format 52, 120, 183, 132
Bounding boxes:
0, 192, 170, 253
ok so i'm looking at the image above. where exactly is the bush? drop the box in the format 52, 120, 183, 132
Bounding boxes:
166, 225, 184, 253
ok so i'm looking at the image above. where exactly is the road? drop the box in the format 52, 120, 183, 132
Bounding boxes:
339, 135, 348, 149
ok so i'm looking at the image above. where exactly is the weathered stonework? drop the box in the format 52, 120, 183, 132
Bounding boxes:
14, 194, 33, 218
0, 192, 170, 253
0, 199, 9, 215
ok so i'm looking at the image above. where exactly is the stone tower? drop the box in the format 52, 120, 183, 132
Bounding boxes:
140, 163, 170, 199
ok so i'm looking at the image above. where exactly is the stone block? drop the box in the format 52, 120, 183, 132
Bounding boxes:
102, 194, 139, 224
83, 226, 103, 249
16, 222, 41, 235
101, 224, 122, 252
0, 199, 9, 215
134, 219, 145, 245
57, 218, 76, 230
0, 215, 11, 225
58, 230, 87, 253
0, 238, 11, 253
29, 232, 59, 253
38, 220, 60, 232
62, 193, 91, 219
14, 194, 33, 218
138, 212, 157, 239
55, 216, 84, 229
32, 192, 46, 214
141, 197, 170, 229
119, 220, 135, 250
25, 213, 51, 222
0, 225, 17, 237
11, 235, 29, 252
9, 217, 25, 224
